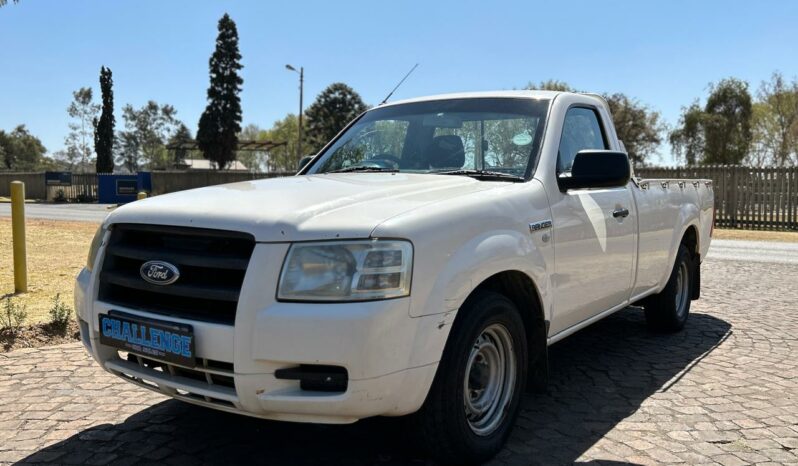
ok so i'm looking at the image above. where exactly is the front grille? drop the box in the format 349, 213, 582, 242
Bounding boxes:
98, 224, 255, 325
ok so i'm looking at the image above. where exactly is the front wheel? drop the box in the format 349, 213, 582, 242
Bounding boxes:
644, 244, 694, 332
412, 291, 527, 465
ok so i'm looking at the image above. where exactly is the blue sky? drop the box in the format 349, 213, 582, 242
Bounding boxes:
1, 0, 797, 165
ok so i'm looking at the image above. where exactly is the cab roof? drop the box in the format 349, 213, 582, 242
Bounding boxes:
380, 90, 562, 108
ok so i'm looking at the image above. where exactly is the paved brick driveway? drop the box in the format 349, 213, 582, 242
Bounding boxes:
1, 254, 797, 465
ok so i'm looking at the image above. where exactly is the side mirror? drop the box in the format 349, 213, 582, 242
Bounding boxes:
297, 155, 314, 172
557, 150, 630, 191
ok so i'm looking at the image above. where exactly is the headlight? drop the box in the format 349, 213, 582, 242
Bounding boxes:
86, 225, 106, 272
278, 240, 413, 301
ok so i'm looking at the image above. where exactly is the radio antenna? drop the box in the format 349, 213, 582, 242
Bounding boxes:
380, 63, 419, 105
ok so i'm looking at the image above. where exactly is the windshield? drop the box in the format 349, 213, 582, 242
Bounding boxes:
309, 98, 549, 179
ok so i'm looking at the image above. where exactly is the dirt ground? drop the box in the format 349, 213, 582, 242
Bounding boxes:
0, 218, 97, 324
713, 227, 798, 242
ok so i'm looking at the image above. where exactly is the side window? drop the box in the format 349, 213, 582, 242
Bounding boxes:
557, 107, 607, 173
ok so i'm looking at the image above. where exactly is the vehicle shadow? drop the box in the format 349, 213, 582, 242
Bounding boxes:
17, 307, 731, 466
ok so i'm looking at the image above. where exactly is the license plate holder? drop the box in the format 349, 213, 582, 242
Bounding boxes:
99, 311, 196, 367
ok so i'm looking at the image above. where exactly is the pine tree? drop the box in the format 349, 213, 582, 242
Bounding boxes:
196, 13, 243, 170
169, 123, 193, 167
305, 83, 368, 154
94, 66, 115, 173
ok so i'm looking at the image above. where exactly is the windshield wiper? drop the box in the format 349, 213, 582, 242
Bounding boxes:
328, 166, 399, 173
435, 169, 525, 182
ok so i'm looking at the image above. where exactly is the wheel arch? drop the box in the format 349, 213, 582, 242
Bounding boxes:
465, 270, 549, 392
681, 224, 701, 300
682, 224, 699, 259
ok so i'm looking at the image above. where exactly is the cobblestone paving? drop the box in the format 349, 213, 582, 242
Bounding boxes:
1, 255, 797, 465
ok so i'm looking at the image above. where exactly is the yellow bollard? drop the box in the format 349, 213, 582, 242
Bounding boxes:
10, 181, 27, 293
137, 191, 147, 200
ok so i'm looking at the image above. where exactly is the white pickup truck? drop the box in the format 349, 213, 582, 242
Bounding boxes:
76, 90, 713, 464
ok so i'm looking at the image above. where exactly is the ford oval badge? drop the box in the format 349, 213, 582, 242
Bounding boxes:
140, 261, 180, 285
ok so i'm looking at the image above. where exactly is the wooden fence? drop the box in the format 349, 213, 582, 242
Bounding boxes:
637, 166, 798, 231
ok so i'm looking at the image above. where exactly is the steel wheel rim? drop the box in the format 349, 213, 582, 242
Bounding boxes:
674, 261, 689, 318
463, 323, 516, 436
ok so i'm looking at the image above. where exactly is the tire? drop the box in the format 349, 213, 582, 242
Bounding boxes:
644, 244, 693, 332
412, 291, 527, 465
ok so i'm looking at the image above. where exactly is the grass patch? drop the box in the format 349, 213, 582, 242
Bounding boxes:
0, 218, 97, 324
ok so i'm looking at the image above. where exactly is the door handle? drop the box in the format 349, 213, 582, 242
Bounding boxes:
612, 208, 630, 218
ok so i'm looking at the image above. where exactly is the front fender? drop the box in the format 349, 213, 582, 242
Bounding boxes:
412, 229, 550, 320
401, 228, 553, 379
371, 180, 554, 371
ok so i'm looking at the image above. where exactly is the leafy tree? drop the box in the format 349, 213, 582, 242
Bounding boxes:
168, 123, 193, 167
526, 80, 575, 92
234, 124, 264, 171
669, 103, 706, 166
749, 72, 798, 166
66, 87, 100, 172
702, 78, 752, 165
116, 131, 141, 173
671, 78, 753, 165
119, 101, 181, 170
0, 125, 47, 171
260, 114, 302, 172
526, 80, 665, 166
197, 13, 243, 170
50, 149, 79, 171
94, 66, 115, 173
604, 93, 665, 167
305, 83, 368, 154
0, 0, 19, 6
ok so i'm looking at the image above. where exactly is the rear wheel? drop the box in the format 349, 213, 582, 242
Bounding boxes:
412, 291, 527, 465
644, 244, 693, 332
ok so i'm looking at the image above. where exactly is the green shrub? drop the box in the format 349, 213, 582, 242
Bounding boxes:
48, 293, 73, 333
1, 297, 28, 333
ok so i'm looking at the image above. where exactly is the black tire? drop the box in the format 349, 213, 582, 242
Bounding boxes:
644, 244, 694, 332
412, 291, 527, 466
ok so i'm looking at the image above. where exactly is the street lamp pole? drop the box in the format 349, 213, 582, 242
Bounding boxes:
286, 64, 304, 163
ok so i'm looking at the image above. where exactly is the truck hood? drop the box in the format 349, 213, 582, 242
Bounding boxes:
105, 173, 506, 242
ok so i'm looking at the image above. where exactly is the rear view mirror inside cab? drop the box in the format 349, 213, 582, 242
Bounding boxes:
422, 113, 463, 128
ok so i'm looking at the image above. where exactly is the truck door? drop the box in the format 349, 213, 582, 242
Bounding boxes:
548, 107, 637, 335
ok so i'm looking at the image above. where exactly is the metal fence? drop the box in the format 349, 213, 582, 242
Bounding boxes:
637, 166, 798, 231
46, 173, 99, 202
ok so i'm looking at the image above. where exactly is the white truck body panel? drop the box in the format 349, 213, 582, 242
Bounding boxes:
75, 90, 713, 425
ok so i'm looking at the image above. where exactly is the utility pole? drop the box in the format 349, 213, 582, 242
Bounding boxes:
286, 64, 304, 163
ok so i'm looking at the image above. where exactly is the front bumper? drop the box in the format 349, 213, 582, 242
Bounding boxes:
74, 242, 442, 424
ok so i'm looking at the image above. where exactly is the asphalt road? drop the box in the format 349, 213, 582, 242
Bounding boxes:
707, 238, 798, 265
0, 203, 111, 223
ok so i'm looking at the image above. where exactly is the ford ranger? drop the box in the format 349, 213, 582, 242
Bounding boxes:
75, 90, 714, 464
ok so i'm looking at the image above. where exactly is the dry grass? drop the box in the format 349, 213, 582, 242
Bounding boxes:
0, 218, 97, 324
713, 228, 798, 243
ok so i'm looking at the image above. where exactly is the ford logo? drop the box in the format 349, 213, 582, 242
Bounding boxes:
140, 261, 180, 286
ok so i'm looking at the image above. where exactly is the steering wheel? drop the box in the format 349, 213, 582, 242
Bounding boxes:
363, 154, 401, 169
